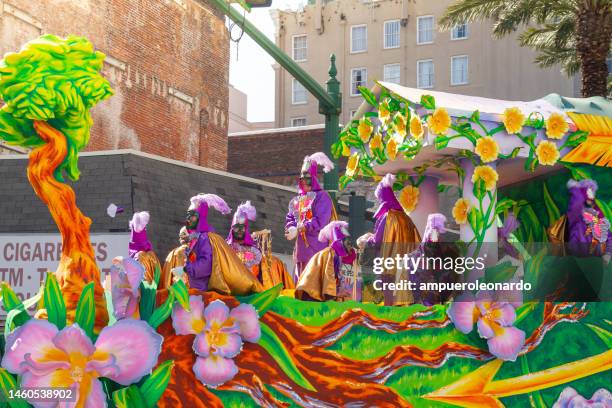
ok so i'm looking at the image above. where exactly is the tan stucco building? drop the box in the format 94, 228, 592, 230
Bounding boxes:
228, 85, 274, 133
273, 0, 578, 128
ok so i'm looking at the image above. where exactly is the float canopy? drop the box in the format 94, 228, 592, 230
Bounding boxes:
350, 81, 612, 187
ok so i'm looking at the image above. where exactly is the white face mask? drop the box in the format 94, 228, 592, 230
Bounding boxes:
587, 188, 595, 200
430, 229, 439, 243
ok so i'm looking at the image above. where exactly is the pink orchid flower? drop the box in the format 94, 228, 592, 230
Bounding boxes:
1, 318, 163, 408
171, 296, 260, 387
447, 292, 525, 361
553, 386, 611, 407
110, 256, 145, 320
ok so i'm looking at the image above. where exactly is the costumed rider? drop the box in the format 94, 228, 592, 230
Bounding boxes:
228, 201, 295, 290
227, 201, 263, 275
182, 194, 263, 295
285, 152, 337, 282
567, 179, 611, 259
128, 211, 164, 288
356, 174, 421, 306
162, 226, 190, 286
410, 214, 459, 305
295, 221, 357, 301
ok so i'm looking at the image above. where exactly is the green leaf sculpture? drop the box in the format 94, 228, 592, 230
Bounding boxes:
43, 272, 67, 329
139, 360, 175, 408
237, 284, 282, 316
74, 282, 96, 339
259, 322, 316, 392
0, 34, 113, 181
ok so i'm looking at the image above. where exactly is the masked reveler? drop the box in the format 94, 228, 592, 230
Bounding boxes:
357, 174, 421, 306
128, 211, 164, 288
295, 221, 357, 301
227, 201, 263, 274
410, 213, 459, 305
549, 179, 611, 258
227, 201, 295, 290
182, 194, 262, 295
162, 226, 190, 286
285, 152, 337, 282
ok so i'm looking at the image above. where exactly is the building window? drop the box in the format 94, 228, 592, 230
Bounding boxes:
291, 117, 307, 127
451, 55, 469, 85
351, 68, 367, 96
351, 25, 367, 53
350, 110, 358, 118
417, 16, 434, 44
384, 20, 400, 49
451, 23, 469, 40
417, 59, 434, 89
292, 79, 307, 104
292, 35, 307, 61
383, 63, 401, 84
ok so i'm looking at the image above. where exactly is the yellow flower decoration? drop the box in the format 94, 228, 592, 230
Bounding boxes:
536, 140, 560, 166
410, 115, 424, 140
379, 103, 391, 124
501, 107, 525, 135
341, 143, 351, 157
358, 117, 373, 143
387, 137, 399, 160
399, 185, 420, 213
545, 112, 569, 139
346, 153, 359, 177
394, 114, 407, 138
369, 132, 383, 151
427, 108, 451, 135
475, 136, 500, 163
452, 198, 470, 225
471, 165, 498, 191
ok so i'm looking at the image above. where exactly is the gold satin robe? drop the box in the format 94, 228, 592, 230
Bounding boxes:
162, 244, 188, 287
380, 210, 421, 305
136, 251, 163, 287
206, 233, 264, 295
295, 247, 337, 301
255, 255, 295, 290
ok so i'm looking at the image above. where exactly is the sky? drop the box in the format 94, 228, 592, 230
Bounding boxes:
228, 0, 307, 123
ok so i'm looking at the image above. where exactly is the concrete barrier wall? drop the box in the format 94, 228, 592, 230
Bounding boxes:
0, 150, 298, 261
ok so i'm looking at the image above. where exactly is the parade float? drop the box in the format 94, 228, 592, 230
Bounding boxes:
0, 35, 610, 408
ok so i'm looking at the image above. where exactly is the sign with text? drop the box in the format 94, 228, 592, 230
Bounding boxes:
0, 233, 130, 315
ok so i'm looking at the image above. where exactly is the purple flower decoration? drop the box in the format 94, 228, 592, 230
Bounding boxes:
110, 256, 145, 320
553, 387, 611, 407
447, 292, 525, 361
171, 296, 260, 387
1, 319, 162, 407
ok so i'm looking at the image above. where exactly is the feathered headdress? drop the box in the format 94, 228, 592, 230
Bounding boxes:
423, 213, 447, 243
373, 174, 403, 218
189, 194, 231, 215
233, 201, 257, 224
318, 221, 349, 243
302, 152, 335, 173
567, 179, 598, 192
129, 211, 150, 233
128, 211, 152, 255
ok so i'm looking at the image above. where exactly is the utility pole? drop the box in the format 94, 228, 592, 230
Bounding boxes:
204, 0, 341, 193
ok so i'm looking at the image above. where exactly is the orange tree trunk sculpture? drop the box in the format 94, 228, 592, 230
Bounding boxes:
0, 35, 114, 331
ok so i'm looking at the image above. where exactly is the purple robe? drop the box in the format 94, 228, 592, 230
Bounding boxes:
184, 232, 213, 291
567, 185, 612, 256
285, 190, 333, 264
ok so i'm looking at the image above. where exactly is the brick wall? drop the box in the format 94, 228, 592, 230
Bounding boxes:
0, 151, 297, 259
0, 0, 229, 170
228, 126, 327, 186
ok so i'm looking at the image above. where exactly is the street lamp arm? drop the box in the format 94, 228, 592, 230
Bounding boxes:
204, 0, 338, 111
